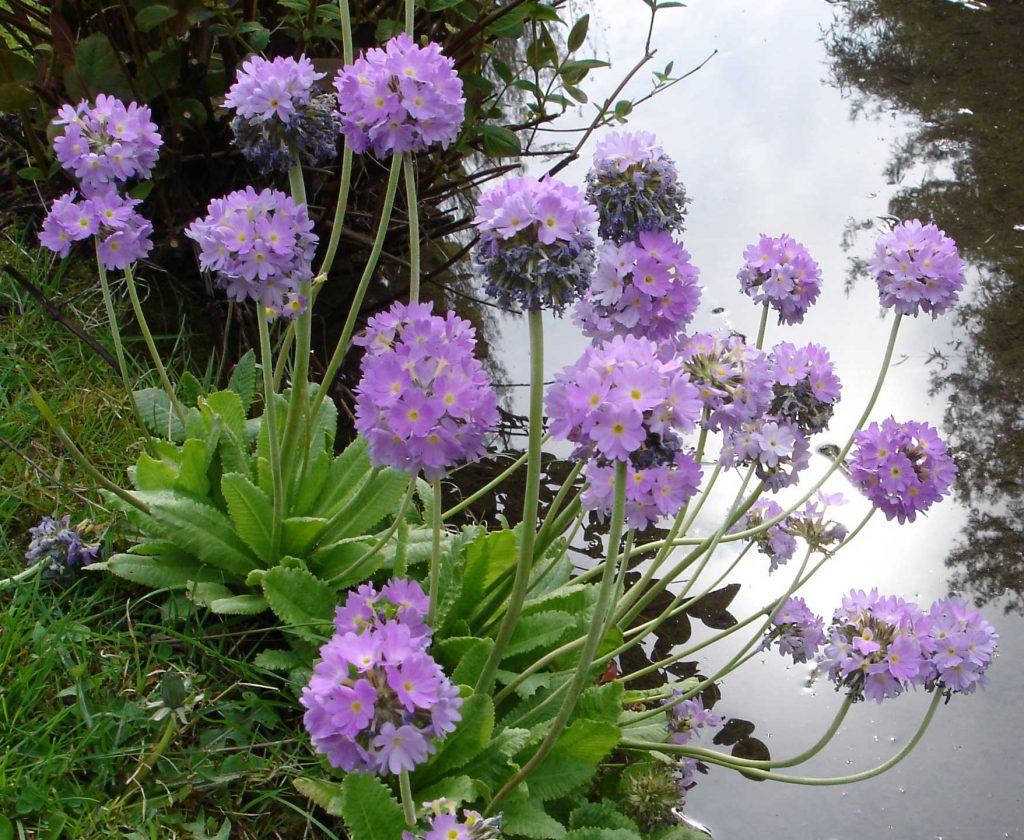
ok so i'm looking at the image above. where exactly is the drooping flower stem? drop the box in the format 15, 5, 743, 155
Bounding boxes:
399, 769, 416, 826
404, 155, 421, 302
257, 312, 284, 561
122, 262, 187, 425
427, 477, 443, 624
310, 153, 404, 421
489, 459, 628, 810
474, 310, 545, 695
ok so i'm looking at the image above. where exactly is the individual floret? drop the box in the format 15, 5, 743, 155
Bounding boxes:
870, 219, 965, 317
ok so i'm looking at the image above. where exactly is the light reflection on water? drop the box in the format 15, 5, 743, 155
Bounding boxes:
495, 0, 1023, 836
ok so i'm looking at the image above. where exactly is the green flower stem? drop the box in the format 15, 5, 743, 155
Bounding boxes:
404, 155, 420, 302
310, 153, 404, 422
27, 384, 149, 513
442, 440, 547, 521
399, 768, 416, 826
338, 0, 353, 62
535, 460, 585, 548
0, 562, 45, 591
620, 691, 941, 785
257, 313, 284, 562
474, 310, 546, 695
489, 460, 629, 811
272, 320, 297, 392
127, 715, 177, 787
329, 476, 417, 585
122, 262, 186, 425
427, 477, 443, 625
528, 508, 585, 595
755, 301, 770, 348
405, 0, 414, 32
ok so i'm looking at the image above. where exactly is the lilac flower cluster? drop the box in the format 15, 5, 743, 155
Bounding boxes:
301, 579, 463, 774
583, 453, 702, 530
768, 342, 841, 435
677, 332, 774, 432
573, 232, 701, 342
730, 499, 797, 572
334, 34, 464, 157
820, 589, 997, 702
353, 302, 498, 479
849, 418, 957, 523
41, 96, 162, 269
185, 187, 317, 318
473, 175, 597, 312
39, 188, 154, 270
870, 219, 966, 317
787, 492, 848, 554
737, 234, 822, 325
52, 95, 162, 190
585, 130, 689, 243
720, 416, 811, 491
224, 54, 339, 170
665, 694, 722, 793
768, 596, 826, 664
403, 800, 502, 840
25, 514, 100, 582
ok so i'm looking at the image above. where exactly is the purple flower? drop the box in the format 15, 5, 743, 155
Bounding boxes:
25, 514, 100, 582
403, 800, 503, 840
719, 416, 810, 491
786, 491, 848, 553
583, 452, 702, 530
52, 94, 162, 192
849, 418, 957, 523
225, 54, 339, 170
870, 219, 966, 317
665, 694, 722, 746
920, 597, 998, 695
585, 130, 689, 243
473, 175, 598, 312
353, 302, 498, 479
768, 342, 841, 434
301, 580, 462, 776
730, 499, 797, 572
574, 232, 701, 342
39, 187, 154, 269
768, 596, 825, 663
184, 187, 317, 318
334, 34, 465, 157
738, 234, 822, 325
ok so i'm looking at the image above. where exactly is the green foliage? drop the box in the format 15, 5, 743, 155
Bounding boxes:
339, 773, 407, 840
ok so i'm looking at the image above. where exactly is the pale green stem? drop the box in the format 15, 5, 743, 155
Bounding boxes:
755, 301, 769, 348
534, 459, 585, 548
442, 441, 546, 521
399, 769, 416, 825
257, 313, 284, 562
28, 384, 149, 513
474, 310, 546, 695
272, 321, 297, 392
0, 562, 45, 591
310, 154, 404, 422
122, 262, 186, 424
127, 716, 177, 786
620, 691, 941, 785
404, 155, 420, 302
405, 0, 414, 32
427, 477, 443, 625
489, 460, 629, 811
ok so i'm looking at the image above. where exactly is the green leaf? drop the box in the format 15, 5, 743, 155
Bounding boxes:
227, 349, 257, 414
0, 49, 37, 84
567, 14, 590, 52
314, 437, 371, 518
575, 681, 625, 725
502, 799, 567, 839
479, 124, 522, 158
132, 452, 178, 491
67, 33, 131, 100
204, 390, 246, 441
413, 694, 494, 786
136, 5, 178, 32
451, 637, 495, 687
504, 611, 572, 659
134, 387, 185, 439
175, 438, 211, 496
569, 801, 640, 833
209, 594, 268, 614
451, 529, 517, 626
293, 776, 345, 817
282, 517, 327, 557
564, 830, 641, 840
221, 472, 273, 561
415, 774, 476, 808
526, 720, 621, 801
309, 538, 373, 583
97, 552, 228, 590
487, 6, 528, 38
187, 581, 234, 607
293, 451, 331, 516
319, 469, 408, 543
339, 772, 406, 840
254, 649, 304, 671
261, 566, 335, 635
0, 81, 34, 111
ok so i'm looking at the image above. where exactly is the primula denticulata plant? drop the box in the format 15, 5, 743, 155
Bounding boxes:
20, 3, 998, 837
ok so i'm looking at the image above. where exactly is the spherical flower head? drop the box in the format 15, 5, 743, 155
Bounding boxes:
870, 219, 966, 317
52, 94, 162, 192
677, 332, 774, 432
849, 418, 957, 523
25, 514, 100, 582
184, 187, 317, 318
473, 175, 598, 313
738, 234, 822, 325
730, 499, 797, 573
585, 130, 689, 243
573, 231, 701, 342
582, 451, 702, 530
334, 34, 465, 157
353, 302, 498, 479
767, 341, 841, 435
546, 334, 702, 465
39, 187, 154, 269
768, 596, 825, 663
921, 596, 998, 695
720, 416, 811, 491
302, 583, 462, 775
225, 54, 340, 170
818, 589, 928, 703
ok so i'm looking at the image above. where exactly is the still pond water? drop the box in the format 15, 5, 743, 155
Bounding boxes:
495, 1, 1024, 837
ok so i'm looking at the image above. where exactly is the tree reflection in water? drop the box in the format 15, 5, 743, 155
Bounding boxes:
824, 0, 1024, 613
